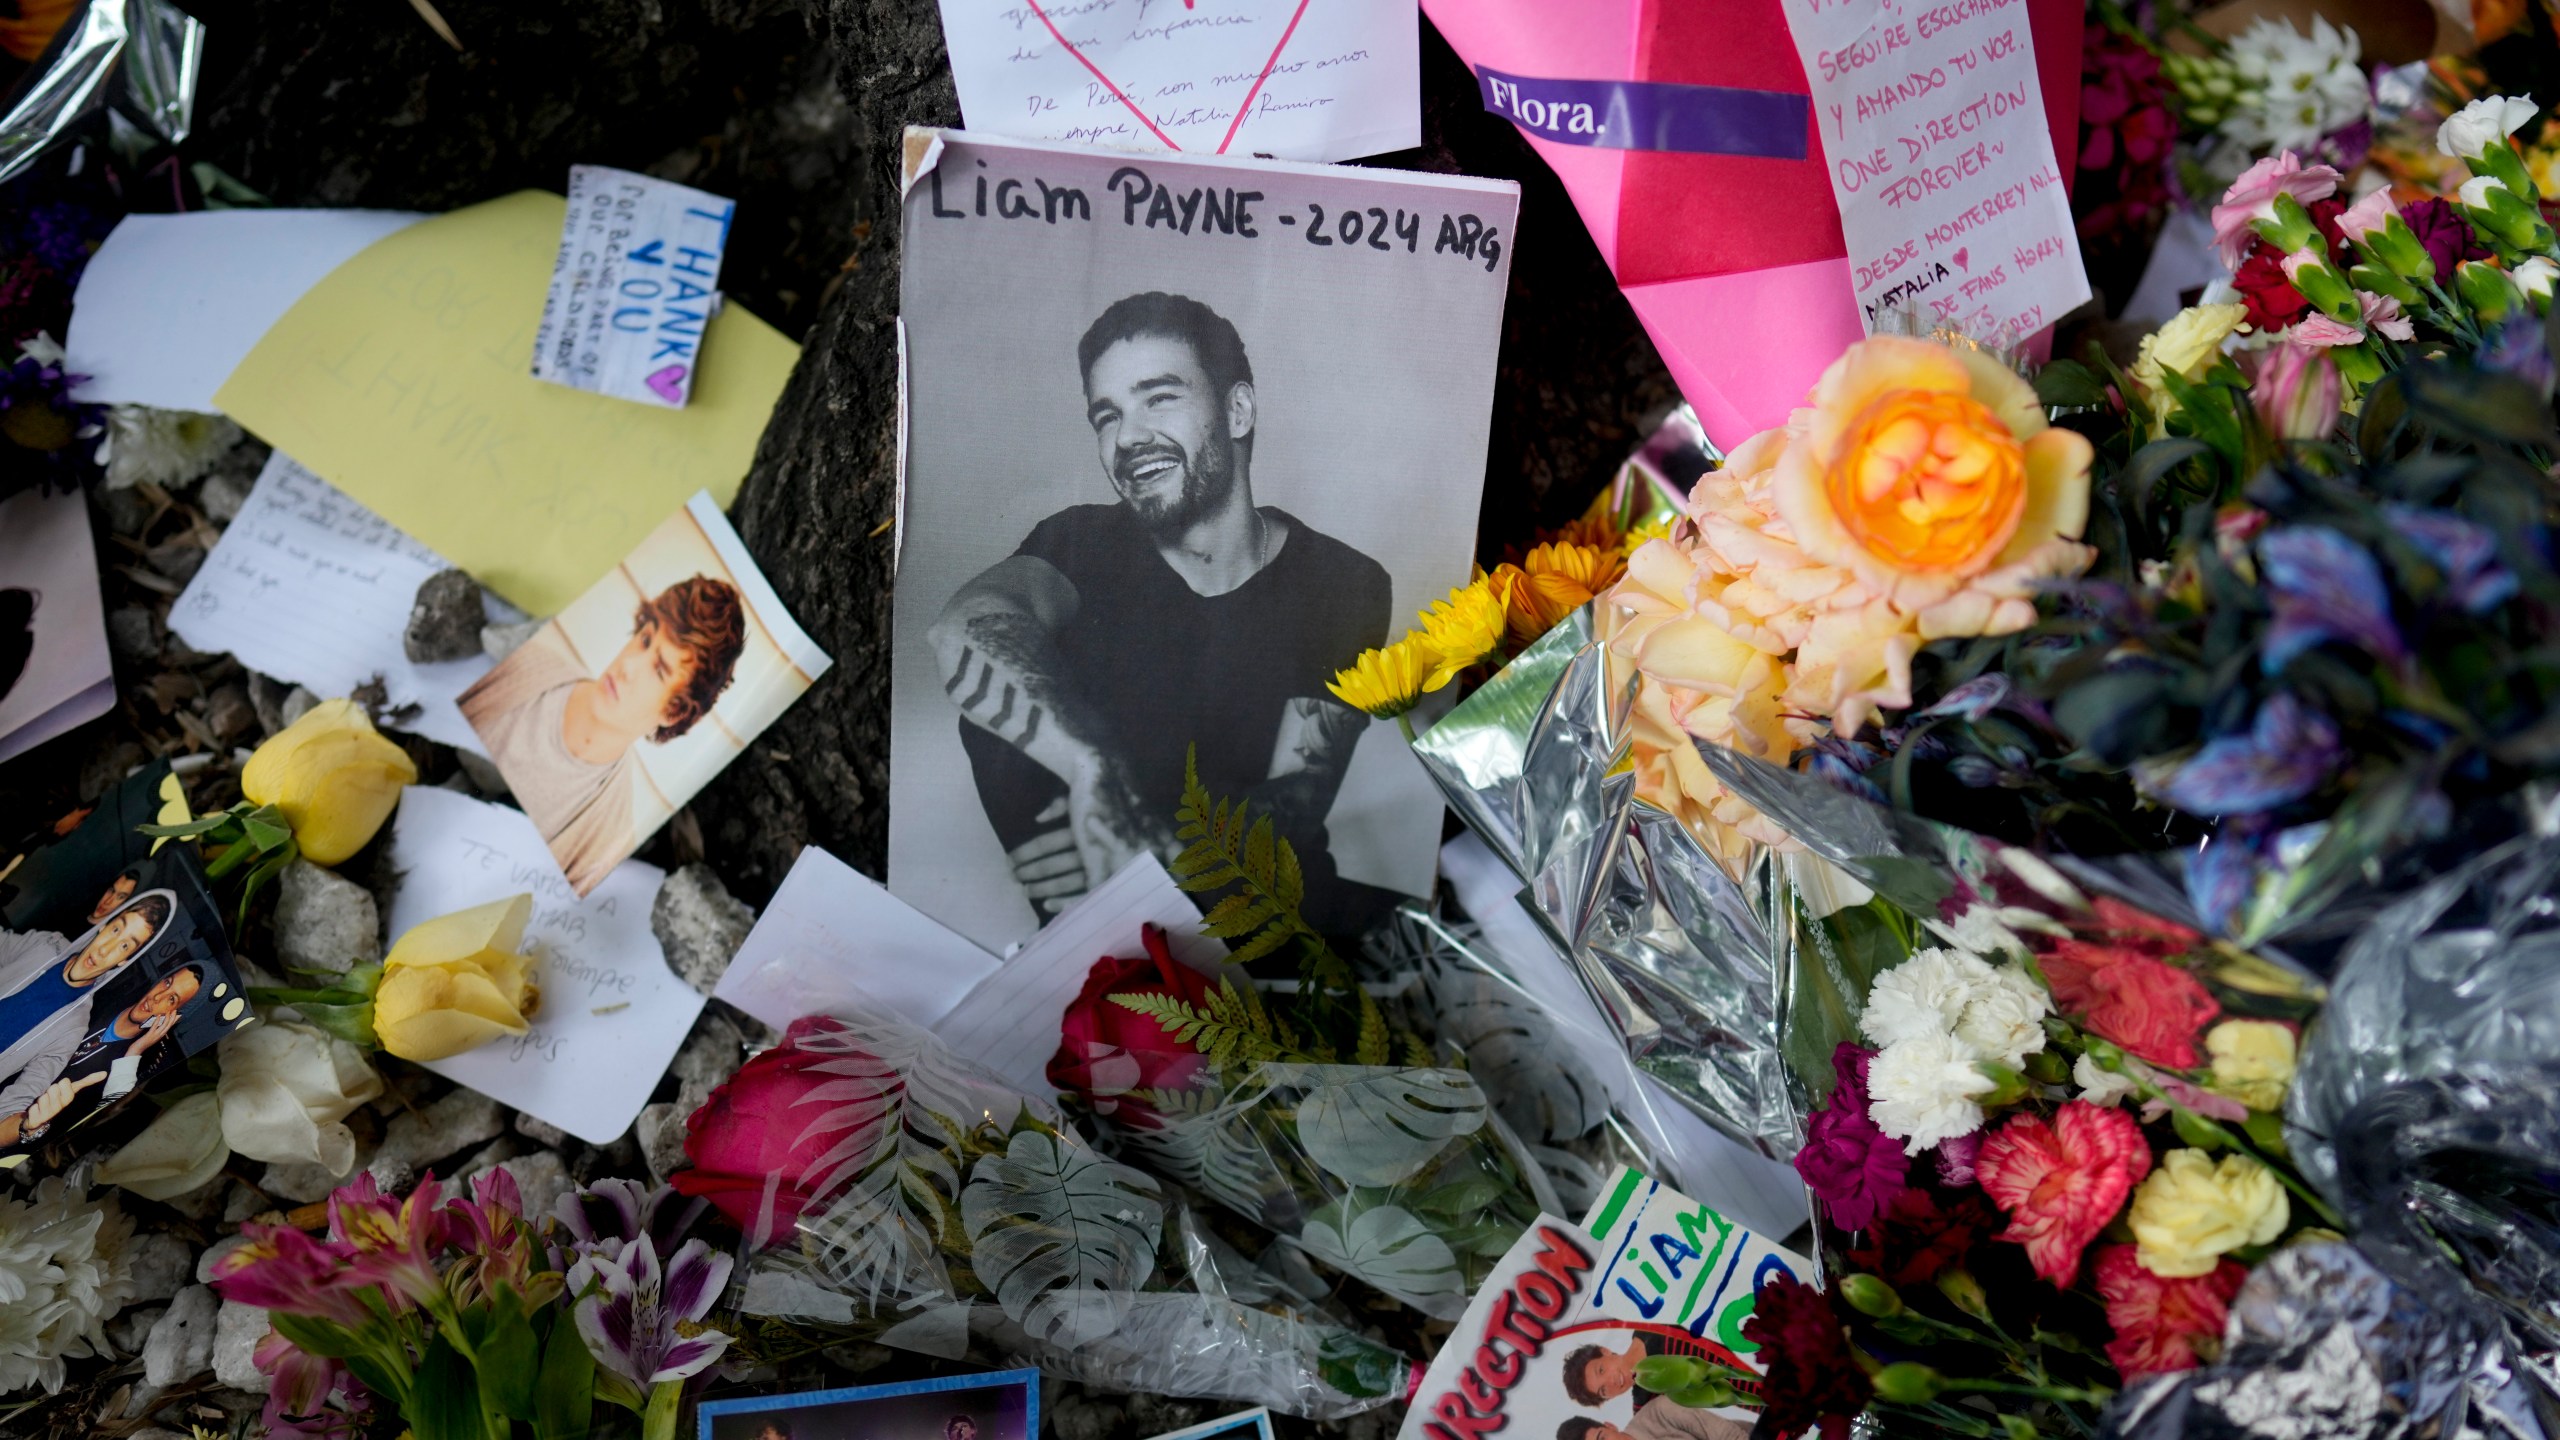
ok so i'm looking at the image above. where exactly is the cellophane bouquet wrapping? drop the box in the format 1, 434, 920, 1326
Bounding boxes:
673, 1008, 1410, 1421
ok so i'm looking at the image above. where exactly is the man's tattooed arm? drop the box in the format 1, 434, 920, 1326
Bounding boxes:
929, 556, 1175, 878
1247, 695, 1369, 840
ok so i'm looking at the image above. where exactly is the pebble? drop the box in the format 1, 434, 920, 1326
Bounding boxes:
199, 466, 254, 524
272, 858, 382, 975
404, 569, 488, 663
669, 1011, 751, 1109
142, 1285, 218, 1387
495, 1149, 573, 1222
634, 1102, 689, 1186
279, 685, 320, 728
213, 1298, 272, 1393
107, 607, 162, 666
204, 683, 257, 745
109, 1303, 166, 1359
651, 864, 758, 996
124, 1231, 196, 1306
1046, 1388, 1127, 1440
261, 1153, 363, 1205
514, 1110, 570, 1149
222, 1183, 268, 1224
372, 1088, 506, 1188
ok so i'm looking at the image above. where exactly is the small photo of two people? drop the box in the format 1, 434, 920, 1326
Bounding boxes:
1552, 1326, 1759, 1440
0, 856, 239, 1163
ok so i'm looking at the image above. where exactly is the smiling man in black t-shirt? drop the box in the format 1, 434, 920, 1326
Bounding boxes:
929, 291, 1391, 927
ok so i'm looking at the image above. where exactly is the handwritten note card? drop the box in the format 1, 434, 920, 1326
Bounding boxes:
386, 785, 699, 1144
935, 0, 1420, 163
213, 192, 799, 616
1781, 0, 2088, 344
171, 452, 504, 755
532, 167, 734, 408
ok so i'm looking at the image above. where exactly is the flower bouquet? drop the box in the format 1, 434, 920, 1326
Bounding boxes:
1040, 756, 1560, 1322
214, 1168, 739, 1440
673, 1007, 1411, 1421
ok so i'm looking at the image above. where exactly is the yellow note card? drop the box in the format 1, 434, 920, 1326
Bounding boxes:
214, 191, 801, 616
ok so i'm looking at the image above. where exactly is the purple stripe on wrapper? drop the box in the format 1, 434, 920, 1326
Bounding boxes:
1475, 67, 1810, 159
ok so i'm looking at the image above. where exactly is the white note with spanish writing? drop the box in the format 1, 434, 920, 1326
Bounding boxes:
931, 854, 1221, 1100
386, 786, 698, 1144
170, 452, 512, 755
935, 0, 1420, 164
1780, 0, 2088, 345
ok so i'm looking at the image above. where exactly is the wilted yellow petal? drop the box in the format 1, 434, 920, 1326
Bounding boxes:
375, 894, 536, 1060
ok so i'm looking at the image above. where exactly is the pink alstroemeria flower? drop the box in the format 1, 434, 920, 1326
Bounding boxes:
2211, 153, 2344, 266
211, 1224, 370, 1328
329, 1171, 451, 1308
254, 1329, 372, 1440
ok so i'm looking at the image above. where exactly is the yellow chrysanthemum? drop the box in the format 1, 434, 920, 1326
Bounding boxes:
1414, 577, 1508, 690
1329, 636, 1439, 719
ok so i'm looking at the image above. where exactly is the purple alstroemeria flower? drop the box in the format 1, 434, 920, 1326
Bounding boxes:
2150, 692, 2344, 817
569, 1233, 735, 1390
2260, 525, 2405, 675
2384, 506, 2521, 614
1803, 749, 1888, 805
2182, 820, 2270, 937
2478, 313, 2557, 398
552, 1176, 708, 1271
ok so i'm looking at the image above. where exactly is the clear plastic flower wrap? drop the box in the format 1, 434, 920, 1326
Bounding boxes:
1065, 1023, 1563, 1324
682, 1010, 1411, 1421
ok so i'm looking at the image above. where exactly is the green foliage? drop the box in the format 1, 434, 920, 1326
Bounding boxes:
532, 1308, 597, 1440
141, 800, 300, 933
1167, 745, 1401, 1066
1111, 979, 1307, 1067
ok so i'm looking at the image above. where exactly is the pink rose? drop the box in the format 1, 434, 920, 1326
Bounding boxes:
672, 1015, 880, 1243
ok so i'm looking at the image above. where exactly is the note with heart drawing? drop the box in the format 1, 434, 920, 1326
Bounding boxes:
935, 0, 1419, 163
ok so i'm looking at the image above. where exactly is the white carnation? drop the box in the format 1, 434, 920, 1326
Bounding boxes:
1860, 946, 1991, 1049
1866, 1033, 1995, 1155
1926, 903, 2034, 960
2513, 256, 2559, 301
96, 405, 241, 491
2460, 174, 2511, 210
2076, 1052, 2140, 1108
2437, 93, 2538, 160
0, 1180, 134, 1396
1953, 965, 2053, 1069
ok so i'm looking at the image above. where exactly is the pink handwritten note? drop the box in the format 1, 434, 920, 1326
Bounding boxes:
1781, 0, 2088, 346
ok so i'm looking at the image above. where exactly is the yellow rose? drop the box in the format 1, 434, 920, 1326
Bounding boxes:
2127, 1147, 2290, 1278
240, 698, 419, 865
2132, 303, 2251, 401
1774, 337, 2094, 615
2205, 1019, 2298, 1111
373, 894, 540, 1061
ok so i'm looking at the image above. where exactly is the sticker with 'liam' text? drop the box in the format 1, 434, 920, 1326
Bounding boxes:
531, 165, 734, 407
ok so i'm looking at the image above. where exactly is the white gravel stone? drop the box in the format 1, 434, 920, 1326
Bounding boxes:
143, 1286, 218, 1387
272, 859, 382, 975
123, 1231, 196, 1306
213, 1298, 273, 1393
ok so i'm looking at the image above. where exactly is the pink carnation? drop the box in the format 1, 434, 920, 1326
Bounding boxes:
2333, 189, 2398, 246
2290, 313, 2367, 347
2211, 153, 2344, 266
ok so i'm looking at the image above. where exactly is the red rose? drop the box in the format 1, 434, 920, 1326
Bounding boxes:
1047, 925, 1218, 1122
671, 1015, 883, 1244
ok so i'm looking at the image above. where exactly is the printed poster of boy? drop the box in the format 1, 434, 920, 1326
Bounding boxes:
460, 493, 830, 895
0, 839, 250, 1171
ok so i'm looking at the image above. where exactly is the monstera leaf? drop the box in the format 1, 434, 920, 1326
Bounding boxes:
961, 1130, 1164, 1348
1268, 1065, 1489, 1188
1296, 1199, 1467, 1316
790, 1014, 1022, 1309
1419, 962, 1612, 1142
1114, 1082, 1292, 1226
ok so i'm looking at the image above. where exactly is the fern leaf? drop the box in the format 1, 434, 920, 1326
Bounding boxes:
1224, 923, 1298, 968
1243, 815, 1276, 891
1354, 989, 1390, 1066
1274, 834, 1305, 909
1401, 1032, 1436, 1069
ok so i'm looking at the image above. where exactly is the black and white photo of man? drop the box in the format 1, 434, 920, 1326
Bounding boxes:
930, 292, 1392, 928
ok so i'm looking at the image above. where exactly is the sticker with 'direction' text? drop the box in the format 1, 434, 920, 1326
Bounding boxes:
531, 165, 734, 407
